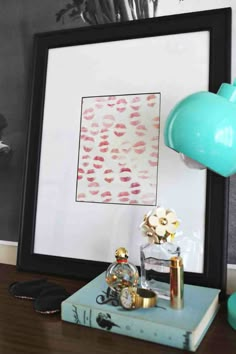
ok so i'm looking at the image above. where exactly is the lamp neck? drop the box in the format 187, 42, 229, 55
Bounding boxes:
217, 79, 236, 103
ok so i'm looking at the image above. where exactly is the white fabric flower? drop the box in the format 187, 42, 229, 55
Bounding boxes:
147, 207, 178, 237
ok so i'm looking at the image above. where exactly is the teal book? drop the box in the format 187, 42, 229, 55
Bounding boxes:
61, 272, 220, 352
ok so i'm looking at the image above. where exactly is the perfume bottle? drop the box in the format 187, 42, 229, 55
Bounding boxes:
139, 206, 181, 299
140, 241, 180, 299
105, 247, 139, 293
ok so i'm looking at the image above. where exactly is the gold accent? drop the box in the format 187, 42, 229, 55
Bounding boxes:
170, 256, 184, 310
115, 247, 128, 260
120, 287, 157, 310
170, 256, 183, 268
159, 217, 168, 225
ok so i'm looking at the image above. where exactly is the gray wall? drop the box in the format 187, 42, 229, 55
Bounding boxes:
0, 0, 83, 242
0, 0, 235, 264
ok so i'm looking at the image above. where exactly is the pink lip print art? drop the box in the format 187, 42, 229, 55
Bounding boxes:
76, 92, 160, 206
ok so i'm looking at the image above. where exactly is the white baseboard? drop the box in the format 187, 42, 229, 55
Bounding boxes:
227, 265, 236, 294
0, 243, 235, 293
0, 241, 17, 265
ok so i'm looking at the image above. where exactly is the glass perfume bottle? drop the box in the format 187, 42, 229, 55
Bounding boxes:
140, 242, 180, 299
105, 247, 139, 293
139, 206, 181, 300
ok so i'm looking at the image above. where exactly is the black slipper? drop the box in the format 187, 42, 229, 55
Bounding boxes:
8, 279, 63, 300
9, 279, 48, 300
33, 286, 70, 314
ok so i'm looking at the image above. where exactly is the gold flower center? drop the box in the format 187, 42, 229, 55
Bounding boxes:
159, 217, 168, 226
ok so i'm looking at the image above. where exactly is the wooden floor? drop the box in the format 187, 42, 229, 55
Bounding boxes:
0, 263, 235, 354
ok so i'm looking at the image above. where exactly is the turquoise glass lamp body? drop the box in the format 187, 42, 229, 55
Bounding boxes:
164, 81, 236, 177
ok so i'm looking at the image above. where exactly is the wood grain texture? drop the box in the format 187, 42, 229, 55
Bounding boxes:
0, 264, 235, 354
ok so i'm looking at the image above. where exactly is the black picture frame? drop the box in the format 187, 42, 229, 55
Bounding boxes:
17, 8, 231, 294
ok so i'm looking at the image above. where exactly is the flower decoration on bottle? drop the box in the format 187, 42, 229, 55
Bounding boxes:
140, 206, 180, 244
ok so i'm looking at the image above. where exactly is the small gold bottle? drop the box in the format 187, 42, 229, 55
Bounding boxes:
170, 256, 184, 309
105, 247, 139, 293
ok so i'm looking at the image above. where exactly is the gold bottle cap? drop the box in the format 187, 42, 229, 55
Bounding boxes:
170, 256, 183, 268
115, 247, 128, 261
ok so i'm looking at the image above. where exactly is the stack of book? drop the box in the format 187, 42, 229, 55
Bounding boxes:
61, 272, 220, 352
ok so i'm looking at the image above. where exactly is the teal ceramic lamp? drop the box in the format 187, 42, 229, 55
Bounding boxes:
164, 80, 236, 177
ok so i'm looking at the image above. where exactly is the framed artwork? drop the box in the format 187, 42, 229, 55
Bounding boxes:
17, 8, 231, 292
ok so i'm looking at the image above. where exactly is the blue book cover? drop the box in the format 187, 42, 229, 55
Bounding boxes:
61, 272, 220, 352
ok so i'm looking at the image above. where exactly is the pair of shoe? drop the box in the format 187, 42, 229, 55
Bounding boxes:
9, 278, 70, 314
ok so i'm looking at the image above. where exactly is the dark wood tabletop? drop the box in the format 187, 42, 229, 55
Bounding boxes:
0, 263, 235, 354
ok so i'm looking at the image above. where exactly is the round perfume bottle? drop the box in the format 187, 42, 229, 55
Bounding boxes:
105, 247, 139, 293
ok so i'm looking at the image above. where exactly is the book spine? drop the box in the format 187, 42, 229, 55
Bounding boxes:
61, 302, 195, 351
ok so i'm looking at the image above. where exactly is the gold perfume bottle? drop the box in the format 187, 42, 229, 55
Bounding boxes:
105, 247, 139, 293
170, 256, 184, 309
